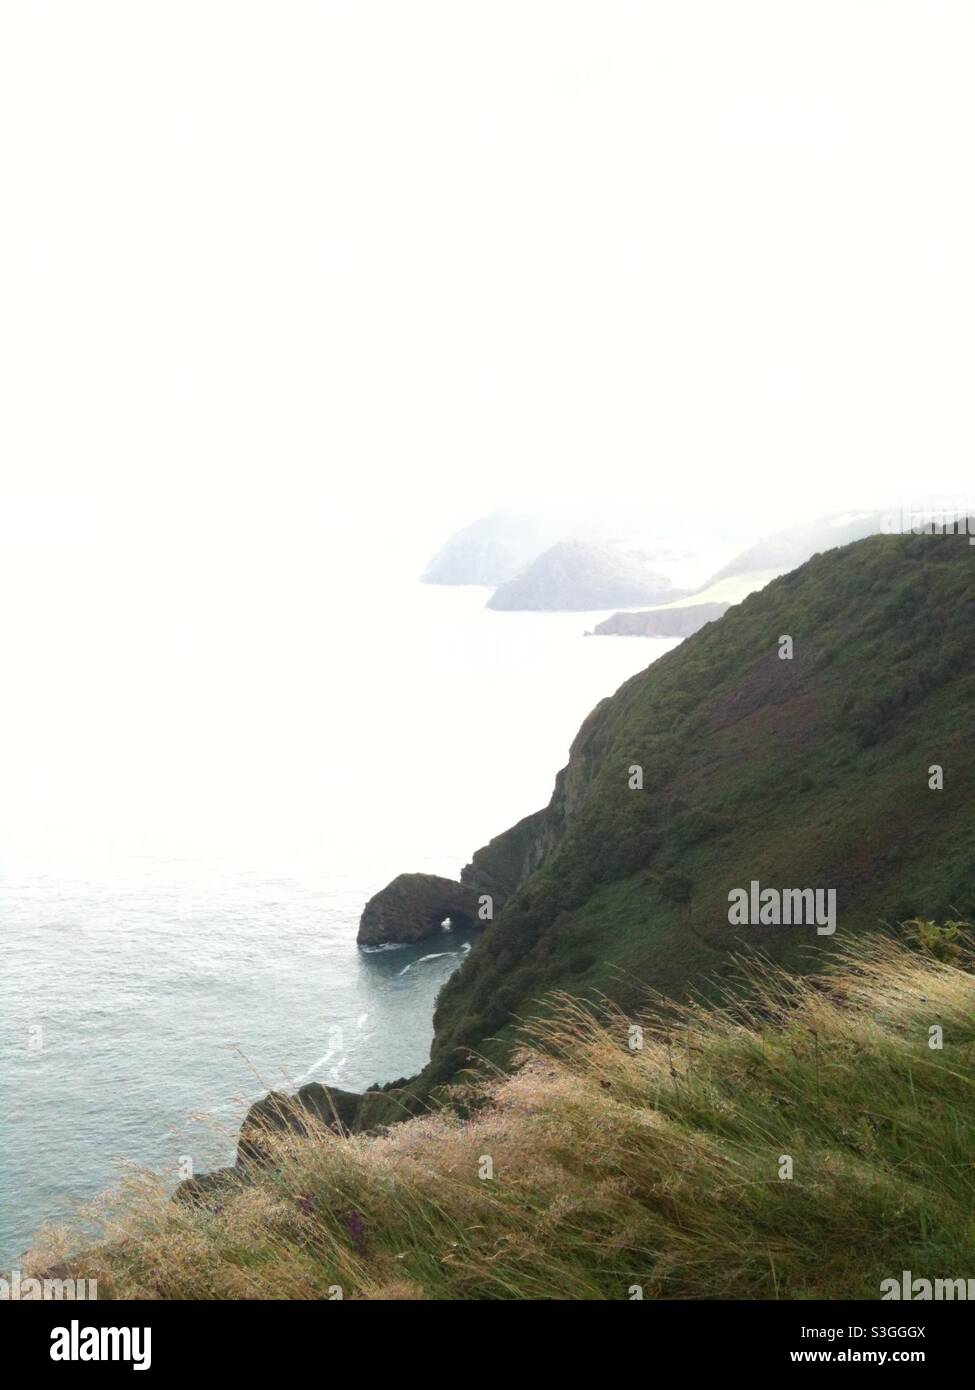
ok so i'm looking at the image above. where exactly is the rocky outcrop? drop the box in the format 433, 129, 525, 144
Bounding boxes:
174, 1082, 367, 1205
487, 540, 686, 612
174, 1077, 429, 1207
594, 601, 729, 638
356, 872, 481, 947
236, 1083, 363, 1168
174, 1166, 241, 1207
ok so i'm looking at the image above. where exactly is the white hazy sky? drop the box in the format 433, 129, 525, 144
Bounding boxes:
1, 3, 973, 853
2, 2, 974, 545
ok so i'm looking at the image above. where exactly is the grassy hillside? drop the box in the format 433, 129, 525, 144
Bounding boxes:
36, 934, 975, 1300
424, 529, 975, 1093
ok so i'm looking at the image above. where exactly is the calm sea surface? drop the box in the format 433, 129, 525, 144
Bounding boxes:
0, 581, 676, 1263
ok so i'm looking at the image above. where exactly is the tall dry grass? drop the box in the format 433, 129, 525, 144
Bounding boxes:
25, 933, 975, 1299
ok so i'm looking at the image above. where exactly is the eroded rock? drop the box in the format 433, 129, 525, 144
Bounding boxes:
357, 872, 480, 947
236, 1083, 362, 1168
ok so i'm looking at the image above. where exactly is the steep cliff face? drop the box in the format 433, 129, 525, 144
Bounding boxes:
460, 695, 619, 908
460, 808, 553, 907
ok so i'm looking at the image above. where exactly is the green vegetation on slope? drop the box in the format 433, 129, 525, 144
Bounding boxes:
37, 934, 975, 1300
428, 529, 975, 1092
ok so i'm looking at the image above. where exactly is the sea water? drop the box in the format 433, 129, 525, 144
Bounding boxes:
0, 579, 676, 1262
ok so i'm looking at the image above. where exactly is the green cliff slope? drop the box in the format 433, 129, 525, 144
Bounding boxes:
425, 528, 975, 1091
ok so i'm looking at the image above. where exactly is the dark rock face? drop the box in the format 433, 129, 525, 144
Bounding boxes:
174, 1082, 369, 1206
461, 807, 552, 908
236, 1083, 363, 1168
460, 693, 616, 909
357, 872, 481, 947
174, 1166, 241, 1206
